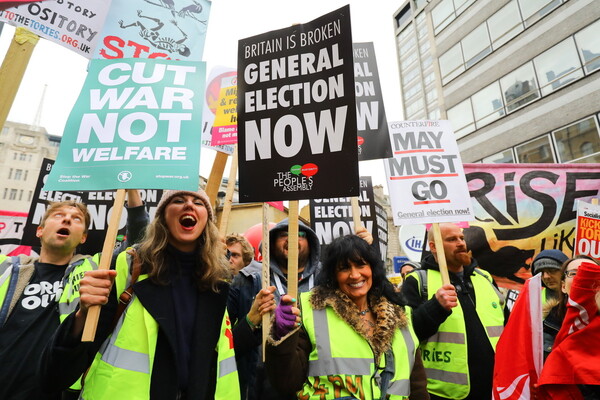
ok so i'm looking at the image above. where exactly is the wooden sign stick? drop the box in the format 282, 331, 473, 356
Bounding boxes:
82, 189, 127, 342
431, 223, 450, 285
0, 27, 39, 129
218, 146, 238, 236
205, 151, 228, 209
261, 202, 271, 361
351, 196, 361, 232
286, 201, 300, 300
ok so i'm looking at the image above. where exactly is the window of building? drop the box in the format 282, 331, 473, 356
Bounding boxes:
28, 190, 32, 202
401, 51, 418, 70
419, 40, 431, 55
462, 23, 492, 68
518, 0, 562, 27
404, 82, 423, 100
406, 98, 425, 119
425, 87, 438, 104
553, 117, 600, 163
398, 25, 414, 43
423, 70, 435, 86
2, 188, 6, 200
454, 0, 476, 15
534, 37, 583, 96
415, 0, 428, 11
19, 153, 26, 161
439, 43, 464, 84
24, 170, 28, 181
488, 1, 524, 49
429, 108, 441, 120
432, 0, 455, 34
515, 135, 555, 163
574, 19, 600, 74
396, 4, 412, 28
8, 168, 13, 179
482, 149, 515, 163
14, 169, 23, 180
403, 67, 420, 87
500, 62, 540, 112
399, 35, 417, 55
472, 82, 505, 128
447, 98, 475, 139
18, 190, 23, 201
421, 55, 433, 69
9, 189, 17, 200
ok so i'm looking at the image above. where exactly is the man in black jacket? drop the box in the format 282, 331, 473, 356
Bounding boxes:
401, 223, 506, 400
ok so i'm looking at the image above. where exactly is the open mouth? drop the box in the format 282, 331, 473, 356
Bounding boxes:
180, 215, 197, 228
57, 228, 70, 236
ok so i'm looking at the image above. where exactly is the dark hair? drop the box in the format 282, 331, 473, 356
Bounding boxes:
317, 235, 404, 306
556, 254, 599, 318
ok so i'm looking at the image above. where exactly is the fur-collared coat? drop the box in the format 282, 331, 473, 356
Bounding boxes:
265, 286, 429, 400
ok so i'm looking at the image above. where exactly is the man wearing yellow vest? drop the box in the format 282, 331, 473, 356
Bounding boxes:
401, 223, 506, 400
0, 190, 147, 400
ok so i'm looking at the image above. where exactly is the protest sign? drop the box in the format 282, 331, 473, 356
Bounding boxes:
0, 209, 32, 256
22, 158, 161, 255
310, 176, 386, 261
0, 0, 110, 57
353, 42, 391, 161
94, 0, 211, 61
385, 120, 474, 226
574, 201, 600, 260
44, 58, 205, 191
463, 163, 600, 289
202, 66, 236, 154
211, 74, 238, 146
237, 5, 359, 202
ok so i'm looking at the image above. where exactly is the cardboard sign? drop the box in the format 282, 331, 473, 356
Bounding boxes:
201, 66, 236, 154
309, 176, 386, 261
575, 201, 600, 260
353, 42, 391, 161
0, 0, 110, 57
237, 5, 359, 202
95, 0, 211, 60
210, 75, 238, 146
22, 158, 161, 255
45, 58, 205, 191
385, 120, 474, 225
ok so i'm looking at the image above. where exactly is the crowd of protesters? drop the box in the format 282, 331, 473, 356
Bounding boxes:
1, 190, 599, 400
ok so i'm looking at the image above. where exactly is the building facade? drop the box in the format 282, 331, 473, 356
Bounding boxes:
394, 0, 600, 164
0, 121, 60, 212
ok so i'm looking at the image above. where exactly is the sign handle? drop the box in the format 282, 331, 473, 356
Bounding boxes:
82, 189, 127, 342
261, 202, 271, 361
286, 201, 299, 300
351, 196, 361, 232
0, 27, 39, 129
431, 223, 450, 285
218, 146, 238, 236
205, 151, 228, 210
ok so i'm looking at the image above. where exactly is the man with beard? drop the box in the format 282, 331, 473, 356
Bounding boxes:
401, 223, 506, 400
228, 219, 373, 399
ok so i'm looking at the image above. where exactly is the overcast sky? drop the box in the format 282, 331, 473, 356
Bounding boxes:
0, 0, 403, 189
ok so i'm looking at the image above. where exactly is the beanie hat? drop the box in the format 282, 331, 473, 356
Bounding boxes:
532, 249, 568, 274
156, 189, 214, 222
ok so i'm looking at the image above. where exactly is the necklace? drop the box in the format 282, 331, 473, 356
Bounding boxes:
358, 308, 369, 316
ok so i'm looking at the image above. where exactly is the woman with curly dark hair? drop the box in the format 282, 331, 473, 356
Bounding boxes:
265, 234, 428, 400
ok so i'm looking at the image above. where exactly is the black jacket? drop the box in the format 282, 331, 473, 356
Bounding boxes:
39, 270, 230, 399
401, 254, 506, 400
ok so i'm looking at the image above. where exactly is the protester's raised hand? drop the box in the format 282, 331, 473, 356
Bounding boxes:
77, 270, 117, 314
247, 285, 276, 327
435, 284, 458, 311
273, 294, 301, 340
356, 226, 373, 245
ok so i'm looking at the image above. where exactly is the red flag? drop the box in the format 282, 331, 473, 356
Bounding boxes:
493, 274, 543, 400
538, 261, 600, 399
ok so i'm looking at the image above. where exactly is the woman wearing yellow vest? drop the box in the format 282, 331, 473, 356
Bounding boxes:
39, 189, 239, 399
265, 234, 429, 400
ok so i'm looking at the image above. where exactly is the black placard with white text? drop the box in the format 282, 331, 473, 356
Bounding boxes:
237, 5, 359, 202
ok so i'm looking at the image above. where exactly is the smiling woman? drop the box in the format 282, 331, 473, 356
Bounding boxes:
266, 234, 429, 400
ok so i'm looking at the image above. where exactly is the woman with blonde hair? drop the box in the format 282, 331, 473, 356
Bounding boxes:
40, 189, 239, 399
